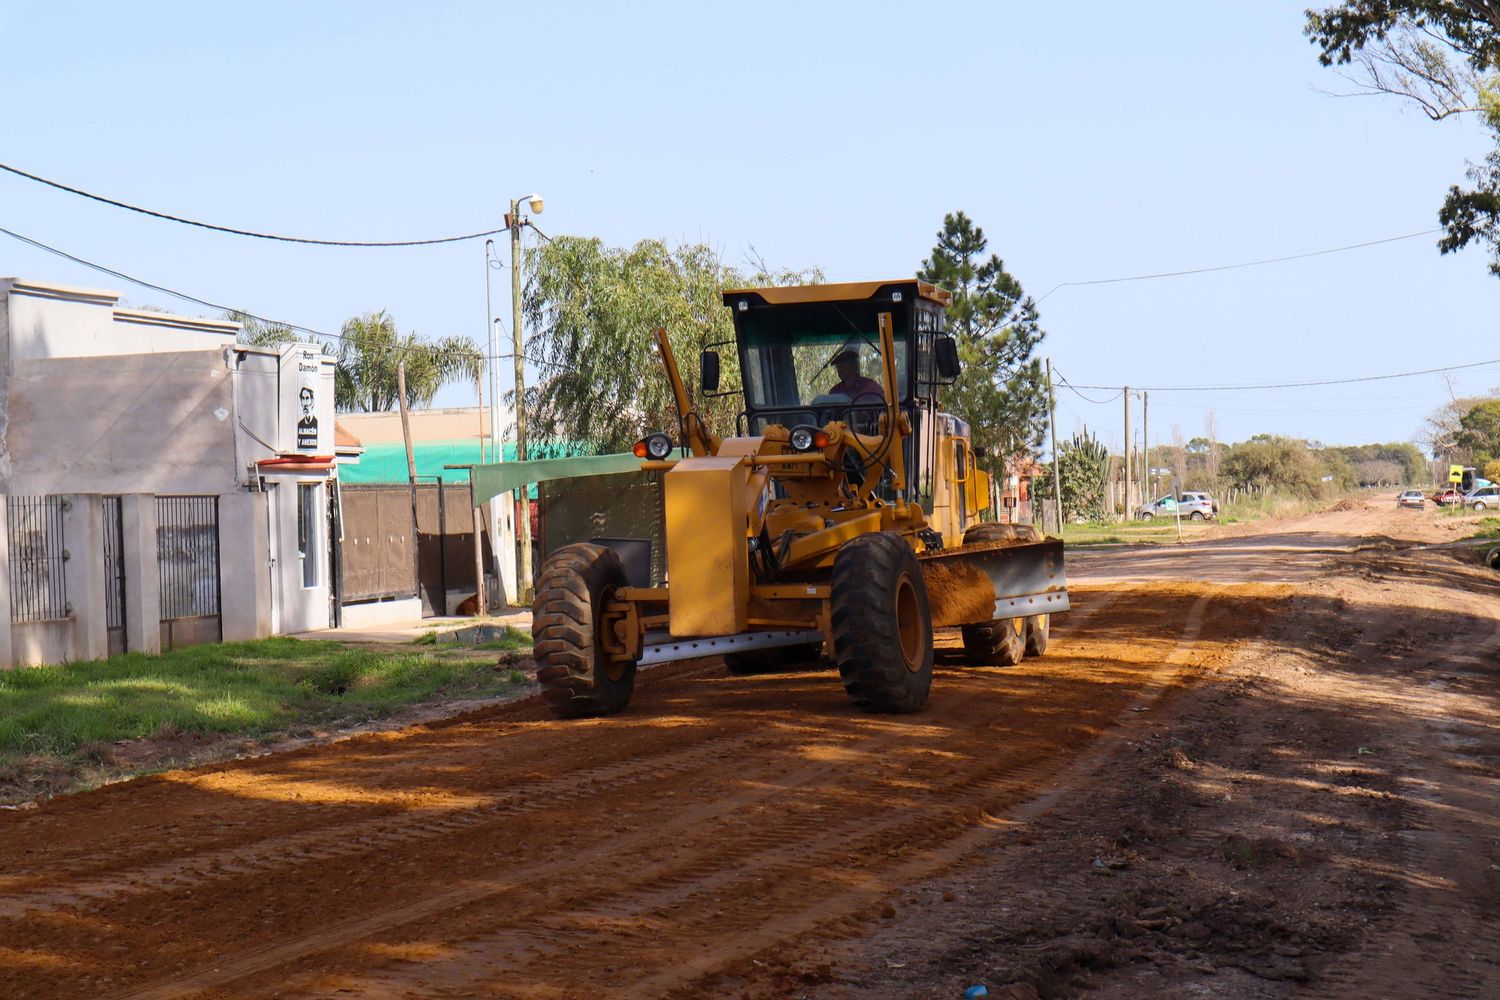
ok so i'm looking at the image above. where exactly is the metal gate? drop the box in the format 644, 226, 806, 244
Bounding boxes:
337, 484, 418, 605
156, 495, 222, 649
103, 496, 126, 656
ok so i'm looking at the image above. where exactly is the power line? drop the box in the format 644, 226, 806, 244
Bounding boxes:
0, 223, 565, 369
0, 161, 509, 247
1058, 356, 1500, 393
1034, 228, 1442, 302
1053, 375, 1123, 405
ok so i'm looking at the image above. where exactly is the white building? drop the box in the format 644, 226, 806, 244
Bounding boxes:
0, 277, 370, 666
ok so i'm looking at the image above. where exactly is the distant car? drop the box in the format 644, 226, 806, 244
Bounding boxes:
1432, 487, 1464, 506
1397, 489, 1427, 509
1137, 492, 1217, 521
1468, 485, 1500, 511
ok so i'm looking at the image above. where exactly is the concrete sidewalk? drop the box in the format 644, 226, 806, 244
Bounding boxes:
293, 609, 533, 644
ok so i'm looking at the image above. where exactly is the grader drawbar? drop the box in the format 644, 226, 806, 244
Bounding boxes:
533, 278, 1068, 718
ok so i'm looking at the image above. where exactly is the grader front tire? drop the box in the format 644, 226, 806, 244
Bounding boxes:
533, 543, 637, 719
831, 532, 934, 713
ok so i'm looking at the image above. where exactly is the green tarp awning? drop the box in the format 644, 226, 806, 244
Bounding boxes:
471, 452, 644, 505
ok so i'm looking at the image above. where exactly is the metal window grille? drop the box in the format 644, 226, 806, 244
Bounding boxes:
8, 495, 69, 622
103, 496, 126, 632
156, 496, 221, 620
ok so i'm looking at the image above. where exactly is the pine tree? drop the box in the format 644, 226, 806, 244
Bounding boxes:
918, 212, 1048, 473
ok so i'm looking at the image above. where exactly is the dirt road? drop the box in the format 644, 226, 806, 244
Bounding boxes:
1, 500, 1496, 998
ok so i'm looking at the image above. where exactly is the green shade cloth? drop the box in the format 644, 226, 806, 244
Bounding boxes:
340, 440, 514, 485
471, 452, 644, 505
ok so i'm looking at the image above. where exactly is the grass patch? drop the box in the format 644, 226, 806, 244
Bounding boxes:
1060, 520, 1184, 546
411, 625, 531, 651
0, 637, 529, 799
1467, 517, 1500, 540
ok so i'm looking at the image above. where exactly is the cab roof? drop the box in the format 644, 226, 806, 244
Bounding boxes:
720, 278, 953, 308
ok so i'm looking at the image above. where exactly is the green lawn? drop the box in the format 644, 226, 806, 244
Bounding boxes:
0, 635, 531, 801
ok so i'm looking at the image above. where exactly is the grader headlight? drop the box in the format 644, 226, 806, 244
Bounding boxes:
633, 432, 674, 460
789, 425, 829, 452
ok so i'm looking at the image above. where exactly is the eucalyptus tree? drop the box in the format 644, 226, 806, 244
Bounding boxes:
523, 237, 820, 454
1307, 3, 1500, 274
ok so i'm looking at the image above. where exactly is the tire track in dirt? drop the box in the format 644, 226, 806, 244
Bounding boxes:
6, 594, 1131, 921
6, 590, 1190, 1000
238, 592, 1222, 999
0, 725, 773, 921
96, 592, 1134, 1000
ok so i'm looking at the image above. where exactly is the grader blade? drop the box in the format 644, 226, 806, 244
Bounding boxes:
919, 538, 1069, 629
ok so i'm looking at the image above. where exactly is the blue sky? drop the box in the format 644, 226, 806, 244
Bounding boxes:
2, 0, 1496, 452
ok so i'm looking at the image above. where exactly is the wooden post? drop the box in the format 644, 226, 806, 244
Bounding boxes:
1046, 358, 1064, 535
471, 485, 487, 616
398, 360, 421, 599
1122, 386, 1132, 518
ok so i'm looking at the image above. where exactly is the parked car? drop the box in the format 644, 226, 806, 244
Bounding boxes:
1467, 485, 1500, 511
1397, 489, 1427, 509
1432, 487, 1464, 506
1137, 492, 1217, 521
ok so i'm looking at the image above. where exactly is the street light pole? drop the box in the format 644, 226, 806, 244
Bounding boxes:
509, 194, 542, 602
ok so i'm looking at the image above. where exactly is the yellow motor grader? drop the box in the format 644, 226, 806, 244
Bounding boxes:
533, 278, 1068, 717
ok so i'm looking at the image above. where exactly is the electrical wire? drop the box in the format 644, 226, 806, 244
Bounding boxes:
1056, 356, 1500, 393
0, 223, 567, 369
1033, 228, 1443, 302
1054, 375, 1123, 405
0, 161, 509, 247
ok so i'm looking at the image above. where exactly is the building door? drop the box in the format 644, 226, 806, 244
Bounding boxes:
270, 479, 332, 634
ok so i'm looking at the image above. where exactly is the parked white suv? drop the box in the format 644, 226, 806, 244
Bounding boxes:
1468, 485, 1500, 511
1137, 492, 1217, 521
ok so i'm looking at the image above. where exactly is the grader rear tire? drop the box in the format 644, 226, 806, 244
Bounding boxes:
963, 522, 1042, 545
1025, 613, 1050, 657
831, 532, 933, 713
961, 614, 1027, 666
533, 543, 636, 719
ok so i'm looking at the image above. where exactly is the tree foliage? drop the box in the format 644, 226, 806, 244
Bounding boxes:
1422, 388, 1500, 460
1307, 3, 1500, 274
230, 309, 480, 413
918, 212, 1048, 471
523, 237, 820, 454
1035, 431, 1109, 522
229, 310, 296, 347
331, 311, 481, 413
1222, 435, 1327, 498
1456, 397, 1500, 464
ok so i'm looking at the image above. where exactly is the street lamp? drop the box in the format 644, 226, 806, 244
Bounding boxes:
507, 193, 543, 601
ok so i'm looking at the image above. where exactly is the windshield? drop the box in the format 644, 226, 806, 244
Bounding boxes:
739, 311, 910, 418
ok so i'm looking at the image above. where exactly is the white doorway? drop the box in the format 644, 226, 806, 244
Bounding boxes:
269, 478, 332, 634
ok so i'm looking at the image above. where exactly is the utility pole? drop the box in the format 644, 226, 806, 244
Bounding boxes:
509, 198, 534, 602
397, 360, 421, 600
1122, 386, 1131, 516
1143, 389, 1150, 501
1046, 358, 1063, 535
483, 242, 517, 607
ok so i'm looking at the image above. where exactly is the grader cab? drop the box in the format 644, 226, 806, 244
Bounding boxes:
533, 278, 1068, 718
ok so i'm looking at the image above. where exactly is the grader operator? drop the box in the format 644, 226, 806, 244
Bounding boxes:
533, 278, 1068, 718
